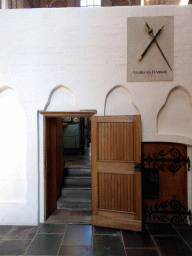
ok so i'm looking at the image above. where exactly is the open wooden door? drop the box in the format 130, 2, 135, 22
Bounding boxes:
44, 117, 63, 220
91, 115, 142, 231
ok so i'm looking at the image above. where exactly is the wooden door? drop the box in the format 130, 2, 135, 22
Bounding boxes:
91, 115, 142, 231
44, 117, 63, 220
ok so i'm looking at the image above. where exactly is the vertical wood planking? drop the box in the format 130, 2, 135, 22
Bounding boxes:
116, 123, 120, 160
121, 174, 124, 211
127, 123, 130, 161
104, 123, 108, 160
100, 173, 103, 209
124, 174, 128, 212
101, 123, 105, 160
124, 123, 127, 161
109, 174, 112, 210
98, 123, 102, 160
106, 174, 109, 210
102, 173, 106, 209
120, 123, 123, 160
111, 173, 115, 210
110, 123, 114, 160
131, 175, 134, 212
114, 123, 117, 160
93, 115, 142, 230
98, 120, 137, 162
107, 123, 111, 160
98, 173, 101, 209
128, 175, 131, 212
117, 174, 120, 210
134, 115, 142, 163
119, 123, 122, 160
115, 174, 118, 211
130, 123, 134, 161
98, 173, 135, 212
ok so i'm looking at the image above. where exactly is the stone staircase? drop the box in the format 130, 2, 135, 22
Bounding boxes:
57, 167, 92, 210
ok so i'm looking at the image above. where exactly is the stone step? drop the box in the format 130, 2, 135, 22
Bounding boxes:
63, 177, 91, 187
57, 196, 92, 210
61, 188, 91, 197
58, 196, 91, 203
63, 168, 91, 177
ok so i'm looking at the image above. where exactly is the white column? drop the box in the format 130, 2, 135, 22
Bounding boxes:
1, 0, 8, 8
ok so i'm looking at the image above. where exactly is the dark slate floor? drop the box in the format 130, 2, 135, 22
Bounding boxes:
0, 222, 192, 255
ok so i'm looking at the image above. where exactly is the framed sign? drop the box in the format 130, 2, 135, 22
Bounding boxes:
127, 16, 174, 82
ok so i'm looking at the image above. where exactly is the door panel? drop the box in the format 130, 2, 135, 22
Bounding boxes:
56, 117, 63, 199
44, 117, 63, 220
91, 115, 142, 231
45, 117, 57, 219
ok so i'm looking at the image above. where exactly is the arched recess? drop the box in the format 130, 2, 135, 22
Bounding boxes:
157, 86, 192, 138
0, 86, 27, 203
44, 85, 79, 111
104, 85, 140, 116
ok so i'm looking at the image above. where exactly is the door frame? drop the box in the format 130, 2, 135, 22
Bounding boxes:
38, 110, 97, 222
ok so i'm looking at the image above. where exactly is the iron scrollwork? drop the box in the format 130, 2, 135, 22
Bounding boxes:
144, 196, 190, 225
142, 146, 190, 174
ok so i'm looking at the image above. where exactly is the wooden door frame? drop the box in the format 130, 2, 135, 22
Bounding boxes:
39, 110, 97, 221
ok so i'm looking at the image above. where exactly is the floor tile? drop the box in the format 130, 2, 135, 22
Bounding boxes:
24, 234, 63, 255
153, 235, 192, 256
62, 225, 92, 245
177, 226, 192, 242
93, 235, 126, 256
6, 226, 39, 240
38, 223, 67, 234
46, 215, 92, 224
122, 229, 155, 248
146, 223, 177, 235
59, 244, 92, 256
0, 226, 13, 236
93, 226, 121, 235
125, 248, 159, 256
0, 239, 31, 255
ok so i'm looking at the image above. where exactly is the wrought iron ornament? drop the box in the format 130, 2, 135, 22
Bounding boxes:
142, 146, 190, 174
144, 196, 190, 225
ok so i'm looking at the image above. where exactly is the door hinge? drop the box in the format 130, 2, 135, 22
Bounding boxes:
44, 159, 47, 168
135, 163, 141, 172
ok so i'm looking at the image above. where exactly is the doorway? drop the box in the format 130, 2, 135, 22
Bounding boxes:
40, 110, 97, 222
40, 112, 143, 231
56, 116, 92, 222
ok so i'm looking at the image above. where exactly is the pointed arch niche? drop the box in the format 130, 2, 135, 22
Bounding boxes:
157, 86, 192, 138
0, 86, 27, 203
104, 85, 140, 116
44, 85, 79, 111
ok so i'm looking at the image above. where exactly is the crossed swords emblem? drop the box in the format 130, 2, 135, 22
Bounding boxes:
138, 22, 172, 71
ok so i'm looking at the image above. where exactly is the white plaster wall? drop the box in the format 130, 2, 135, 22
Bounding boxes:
0, 5, 192, 225
158, 86, 192, 137
0, 88, 27, 202
104, 85, 139, 115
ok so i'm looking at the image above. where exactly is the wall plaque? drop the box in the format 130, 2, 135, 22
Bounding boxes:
127, 16, 174, 82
